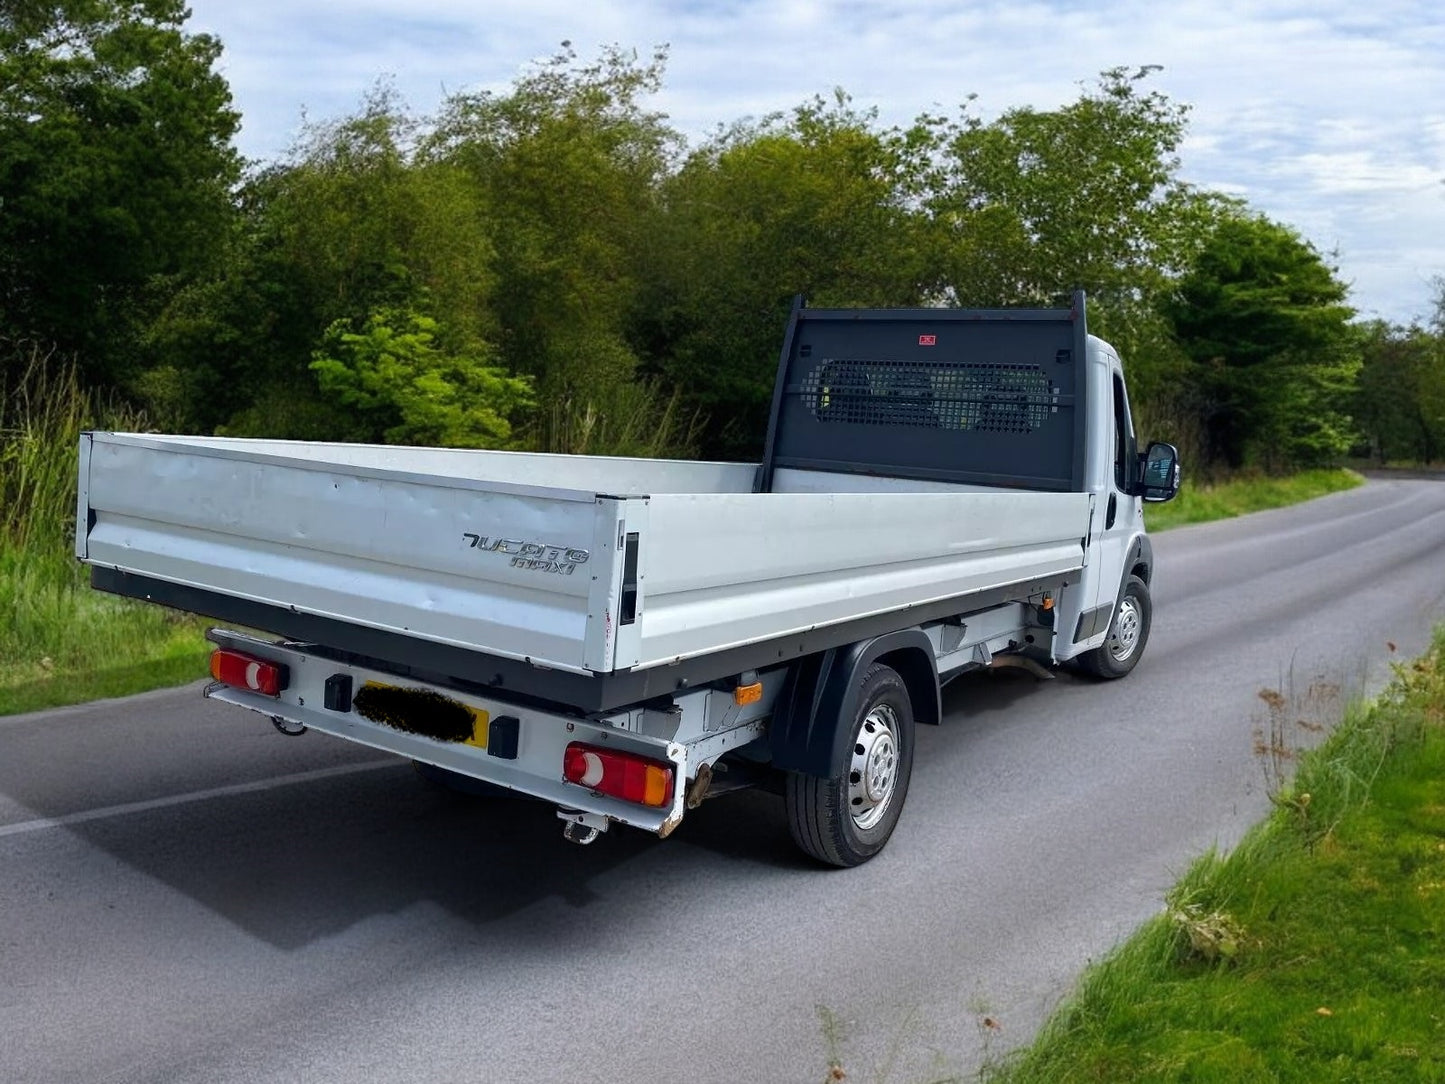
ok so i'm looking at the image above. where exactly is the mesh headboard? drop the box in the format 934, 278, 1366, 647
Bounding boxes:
756, 297, 1090, 492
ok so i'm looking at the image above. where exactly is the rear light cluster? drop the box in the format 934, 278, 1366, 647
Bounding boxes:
209, 649, 288, 697
563, 742, 674, 808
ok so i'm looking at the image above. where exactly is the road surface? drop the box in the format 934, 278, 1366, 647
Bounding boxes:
2, 478, 1443, 1082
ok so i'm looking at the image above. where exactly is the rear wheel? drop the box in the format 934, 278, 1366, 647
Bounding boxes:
786, 663, 916, 867
1078, 574, 1152, 679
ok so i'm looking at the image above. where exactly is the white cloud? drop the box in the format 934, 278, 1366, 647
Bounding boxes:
185, 0, 1445, 324
1288, 152, 1440, 196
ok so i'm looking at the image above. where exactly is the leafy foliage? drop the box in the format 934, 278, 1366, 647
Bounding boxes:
2, 7, 1438, 472
424, 46, 685, 452
1352, 285, 1445, 464
147, 85, 499, 437
935, 67, 1204, 308
930, 67, 1227, 443
646, 92, 940, 453
310, 307, 534, 447
1163, 213, 1360, 469
0, 0, 240, 383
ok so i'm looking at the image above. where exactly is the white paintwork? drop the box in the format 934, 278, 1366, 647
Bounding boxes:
204, 627, 778, 835
79, 431, 1092, 675
770, 469, 1012, 495
1041, 336, 1130, 658
1043, 336, 1150, 658
634, 490, 1088, 668
100, 433, 757, 496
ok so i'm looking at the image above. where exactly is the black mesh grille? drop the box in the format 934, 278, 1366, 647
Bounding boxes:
759, 301, 1087, 492
802, 359, 1057, 434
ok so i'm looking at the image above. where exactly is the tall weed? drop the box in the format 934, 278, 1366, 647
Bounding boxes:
0, 343, 207, 711
1, 341, 147, 552
539, 376, 705, 458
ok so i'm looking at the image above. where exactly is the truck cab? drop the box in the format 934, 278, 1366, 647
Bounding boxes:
1055, 334, 1178, 677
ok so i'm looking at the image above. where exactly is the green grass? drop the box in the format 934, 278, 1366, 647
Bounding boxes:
0, 345, 212, 717
1144, 468, 1364, 531
0, 647, 211, 716
0, 540, 212, 717
983, 631, 1445, 1083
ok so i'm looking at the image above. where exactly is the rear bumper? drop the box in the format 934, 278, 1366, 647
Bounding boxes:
204, 629, 688, 836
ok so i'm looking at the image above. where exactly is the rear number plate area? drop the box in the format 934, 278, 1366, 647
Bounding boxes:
351, 681, 488, 746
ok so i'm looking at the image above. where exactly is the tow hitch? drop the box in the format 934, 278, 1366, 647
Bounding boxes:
558, 808, 609, 846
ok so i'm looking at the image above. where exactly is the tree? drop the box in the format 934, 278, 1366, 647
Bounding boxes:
145, 87, 498, 436
309, 307, 534, 447
1162, 212, 1359, 470
933, 69, 1208, 305
1353, 281, 1445, 465
423, 46, 693, 454
646, 93, 938, 455
930, 68, 1222, 427
0, 0, 240, 383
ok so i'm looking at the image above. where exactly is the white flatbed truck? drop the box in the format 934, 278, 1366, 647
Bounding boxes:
77, 294, 1179, 866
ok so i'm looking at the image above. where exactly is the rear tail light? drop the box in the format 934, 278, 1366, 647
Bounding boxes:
209, 649, 288, 697
563, 743, 674, 808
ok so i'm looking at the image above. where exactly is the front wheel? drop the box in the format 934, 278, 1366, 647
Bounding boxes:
785, 663, 916, 867
1078, 574, 1152, 679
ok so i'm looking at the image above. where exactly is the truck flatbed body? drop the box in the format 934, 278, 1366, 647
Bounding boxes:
81, 432, 1089, 709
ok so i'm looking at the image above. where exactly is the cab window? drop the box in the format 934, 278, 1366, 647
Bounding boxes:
1112, 372, 1137, 492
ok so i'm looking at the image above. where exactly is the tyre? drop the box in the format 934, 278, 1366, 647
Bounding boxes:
1078, 574, 1152, 679
785, 663, 916, 867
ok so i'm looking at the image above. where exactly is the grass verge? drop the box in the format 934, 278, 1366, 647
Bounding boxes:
982, 630, 1445, 1083
1, 345, 211, 717
0, 544, 211, 716
1144, 468, 1364, 531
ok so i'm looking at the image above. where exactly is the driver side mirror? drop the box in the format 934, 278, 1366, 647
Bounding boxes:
1135, 441, 1181, 502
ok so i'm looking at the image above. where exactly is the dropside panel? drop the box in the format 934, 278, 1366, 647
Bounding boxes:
634, 490, 1089, 668
94, 433, 756, 497
81, 434, 623, 674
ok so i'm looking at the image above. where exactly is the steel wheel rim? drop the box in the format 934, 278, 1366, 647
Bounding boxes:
1108, 597, 1142, 662
848, 704, 900, 831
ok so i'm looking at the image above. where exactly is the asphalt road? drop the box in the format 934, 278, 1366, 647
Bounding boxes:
3, 478, 1443, 1083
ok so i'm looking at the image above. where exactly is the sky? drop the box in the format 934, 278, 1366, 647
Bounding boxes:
184, 0, 1445, 327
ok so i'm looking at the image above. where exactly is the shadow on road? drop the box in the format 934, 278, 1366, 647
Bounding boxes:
1, 662, 1069, 950
4, 758, 823, 949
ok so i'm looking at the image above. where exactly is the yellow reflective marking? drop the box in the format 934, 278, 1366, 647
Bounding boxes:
465, 708, 489, 748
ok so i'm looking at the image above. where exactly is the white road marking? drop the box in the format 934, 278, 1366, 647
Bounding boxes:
0, 760, 399, 839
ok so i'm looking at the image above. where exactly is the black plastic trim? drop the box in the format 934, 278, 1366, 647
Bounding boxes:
91, 566, 1072, 715
1131, 534, 1154, 583
755, 294, 806, 493
769, 627, 939, 779
487, 715, 521, 760
1073, 604, 1111, 643
323, 673, 353, 713
1074, 534, 1153, 644
619, 532, 640, 625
